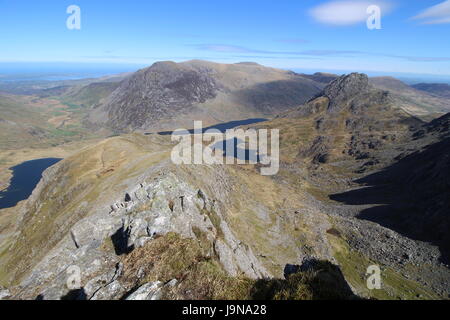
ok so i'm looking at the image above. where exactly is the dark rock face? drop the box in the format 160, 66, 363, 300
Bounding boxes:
426, 112, 450, 136
102, 61, 219, 131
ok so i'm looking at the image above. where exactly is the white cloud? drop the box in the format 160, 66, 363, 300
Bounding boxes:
309, 1, 392, 26
413, 0, 450, 24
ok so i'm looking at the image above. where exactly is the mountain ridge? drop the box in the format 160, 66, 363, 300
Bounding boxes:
370, 76, 450, 117
87, 60, 327, 132
412, 83, 450, 99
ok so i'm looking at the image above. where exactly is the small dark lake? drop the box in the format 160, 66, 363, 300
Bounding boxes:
148, 118, 268, 136
0, 158, 62, 210
212, 138, 261, 162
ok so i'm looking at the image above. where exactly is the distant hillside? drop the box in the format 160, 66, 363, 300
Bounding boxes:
61, 82, 120, 108
412, 83, 450, 99
88, 60, 326, 132
0, 73, 129, 96
370, 76, 450, 117
0, 91, 109, 151
0, 94, 51, 149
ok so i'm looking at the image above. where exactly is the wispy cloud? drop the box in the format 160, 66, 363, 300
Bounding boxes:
193, 44, 255, 53
301, 50, 361, 56
309, 1, 393, 26
192, 44, 308, 55
412, 0, 450, 24
193, 43, 450, 62
387, 55, 450, 62
192, 44, 358, 57
275, 38, 309, 44
232, 55, 322, 60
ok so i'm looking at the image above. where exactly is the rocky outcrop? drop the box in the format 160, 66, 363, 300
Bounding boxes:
294, 73, 423, 166
9, 168, 269, 300
322, 73, 371, 112
92, 61, 219, 132
0, 287, 10, 300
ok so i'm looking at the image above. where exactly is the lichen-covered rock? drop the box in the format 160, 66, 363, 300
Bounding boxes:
125, 282, 163, 301
0, 288, 10, 300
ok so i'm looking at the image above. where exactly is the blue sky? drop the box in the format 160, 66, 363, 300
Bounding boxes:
0, 0, 450, 77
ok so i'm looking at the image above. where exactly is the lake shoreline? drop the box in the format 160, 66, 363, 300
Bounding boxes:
145, 118, 269, 136
0, 158, 62, 210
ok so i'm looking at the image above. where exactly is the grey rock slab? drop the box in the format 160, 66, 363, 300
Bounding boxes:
125, 282, 163, 301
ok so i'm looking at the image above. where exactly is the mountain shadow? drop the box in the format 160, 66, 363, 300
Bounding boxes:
61, 288, 87, 300
249, 260, 358, 300
111, 225, 135, 255
235, 79, 323, 114
330, 137, 450, 264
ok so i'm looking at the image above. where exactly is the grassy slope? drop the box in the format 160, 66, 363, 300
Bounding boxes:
61, 82, 119, 108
